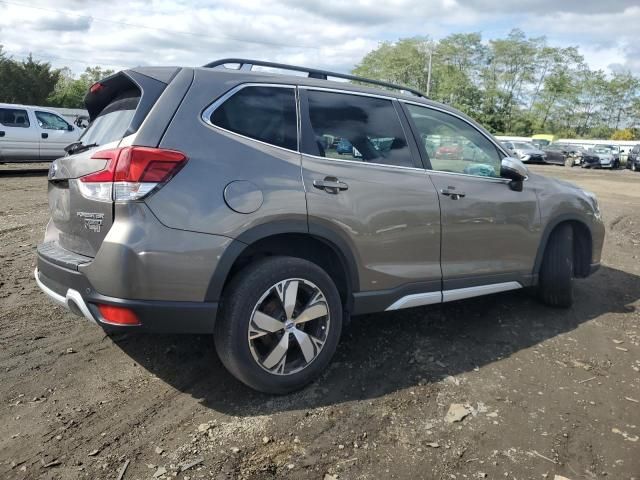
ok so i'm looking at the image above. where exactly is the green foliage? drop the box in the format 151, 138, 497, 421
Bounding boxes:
0, 45, 112, 108
0, 47, 60, 105
48, 66, 115, 108
352, 30, 640, 138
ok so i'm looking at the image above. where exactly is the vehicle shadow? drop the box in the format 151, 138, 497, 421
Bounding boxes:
111, 265, 638, 415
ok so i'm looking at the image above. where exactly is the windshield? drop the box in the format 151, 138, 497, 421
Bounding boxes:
593, 146, 612, 154
512, 142, 535, 150
594, 145, 617, 153
79, 95, 139, 146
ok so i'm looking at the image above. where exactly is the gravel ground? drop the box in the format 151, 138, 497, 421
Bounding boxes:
0, 165, 639, 480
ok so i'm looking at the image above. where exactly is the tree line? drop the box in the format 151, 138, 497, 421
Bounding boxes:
352, 30, 640, 140
3, 32, 640, 140
0, 46, 113, 109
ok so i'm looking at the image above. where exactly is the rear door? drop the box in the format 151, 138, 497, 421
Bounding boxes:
0, 107, 40, 160
299, 88, 442, 301
403, 102, 540, 291
35, 110, 80, 159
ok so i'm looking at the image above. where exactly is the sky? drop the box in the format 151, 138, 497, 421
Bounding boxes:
0, 0, 639, 76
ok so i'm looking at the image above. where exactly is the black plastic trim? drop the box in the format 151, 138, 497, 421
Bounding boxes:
37, 255, 217, 334
203, 218, 361, 304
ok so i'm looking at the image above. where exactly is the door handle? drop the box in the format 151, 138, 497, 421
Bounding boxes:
41, 133, 48, 139
440, 188, 465, 200
313, 177, 349, 194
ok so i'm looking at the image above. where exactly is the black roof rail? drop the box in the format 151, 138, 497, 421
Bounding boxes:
203, 58, 427, 99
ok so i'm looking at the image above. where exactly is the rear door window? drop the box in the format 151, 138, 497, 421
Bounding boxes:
0, 108, 30, 127
209, 86, 297, 151
304, 90, 414, 168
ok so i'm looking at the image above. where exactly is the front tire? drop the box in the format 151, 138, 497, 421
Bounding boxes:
538, 224, 574, 308
215, 256, 342, 394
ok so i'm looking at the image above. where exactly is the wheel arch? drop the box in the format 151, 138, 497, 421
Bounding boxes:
204, 220, 360, 312
533, 214, 593, 279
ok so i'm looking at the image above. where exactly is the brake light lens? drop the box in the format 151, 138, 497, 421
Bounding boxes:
78, 147, 187, 202
97, 304, 141, 326
89, 82, 104, 94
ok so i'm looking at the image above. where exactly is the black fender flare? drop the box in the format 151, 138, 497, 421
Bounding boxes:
204, 218, 360, 302
533, 213, 593, 276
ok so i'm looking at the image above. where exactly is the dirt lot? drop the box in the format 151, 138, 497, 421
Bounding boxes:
1, 165, 639, 480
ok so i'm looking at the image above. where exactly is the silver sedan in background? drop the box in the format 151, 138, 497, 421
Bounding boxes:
500, 141, 547, 163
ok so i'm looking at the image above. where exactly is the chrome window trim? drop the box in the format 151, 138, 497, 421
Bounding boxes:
300, 85, 397, 101
301, 151, 425, 172
201, 83, 300, 154
400, 99, 524, 183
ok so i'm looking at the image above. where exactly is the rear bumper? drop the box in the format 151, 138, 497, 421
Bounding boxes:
35, 256, 218, 333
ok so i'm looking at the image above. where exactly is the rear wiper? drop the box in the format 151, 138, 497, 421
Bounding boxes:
65, 142, 98, 155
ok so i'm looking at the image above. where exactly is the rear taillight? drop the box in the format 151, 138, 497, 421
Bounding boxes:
78, 147, 187, 202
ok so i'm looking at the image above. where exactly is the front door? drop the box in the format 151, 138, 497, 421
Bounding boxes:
299, 89, 442, 309
403, 103, 540, 294
35, 110, 79, 159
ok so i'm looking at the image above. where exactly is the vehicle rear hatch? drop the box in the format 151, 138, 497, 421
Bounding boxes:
47, 68, 175, 257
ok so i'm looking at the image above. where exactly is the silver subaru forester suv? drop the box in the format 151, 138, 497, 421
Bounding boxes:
36, 59, 604, 394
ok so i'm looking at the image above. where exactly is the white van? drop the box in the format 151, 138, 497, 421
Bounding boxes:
0, 103, 82, 162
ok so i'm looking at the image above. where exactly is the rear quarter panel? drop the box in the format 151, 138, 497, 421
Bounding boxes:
145, 71, 307, 238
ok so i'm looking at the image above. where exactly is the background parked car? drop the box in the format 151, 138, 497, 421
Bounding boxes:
542, 143, 582, 166
626, 144, 640, 172
0, 103, 82, 162
590, 144, 621, 169
500, 140, 546, 163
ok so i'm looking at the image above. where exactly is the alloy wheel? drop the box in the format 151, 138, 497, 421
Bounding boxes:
248, 278, 330, 375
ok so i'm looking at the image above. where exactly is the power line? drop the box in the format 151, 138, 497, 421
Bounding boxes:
3, 49, 130, 70
0, 0, 318, 51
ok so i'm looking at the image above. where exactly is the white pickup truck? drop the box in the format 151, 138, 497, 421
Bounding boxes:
0, 103, 82, 162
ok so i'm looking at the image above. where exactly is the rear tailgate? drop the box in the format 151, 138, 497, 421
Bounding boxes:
47, 68, 179, 257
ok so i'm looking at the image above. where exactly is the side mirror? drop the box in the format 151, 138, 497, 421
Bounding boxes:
67, 124, 74, 131
501, 157, 528, 192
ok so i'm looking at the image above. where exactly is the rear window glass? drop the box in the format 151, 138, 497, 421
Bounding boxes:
209, 86, 297, 151
0, 108, 30, 127
306, 91, 414, 168
79, 94, 139, 146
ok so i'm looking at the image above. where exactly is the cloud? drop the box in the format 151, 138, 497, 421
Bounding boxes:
456, 0, 637, 14
0, 0, 638, 77
29, 13, 92, 32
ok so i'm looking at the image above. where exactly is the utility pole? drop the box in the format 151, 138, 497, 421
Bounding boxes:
425, 47, 433, 97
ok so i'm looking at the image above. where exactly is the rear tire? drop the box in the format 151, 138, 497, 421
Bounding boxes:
215, 256, 342, 394
538, 224, 574, 308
